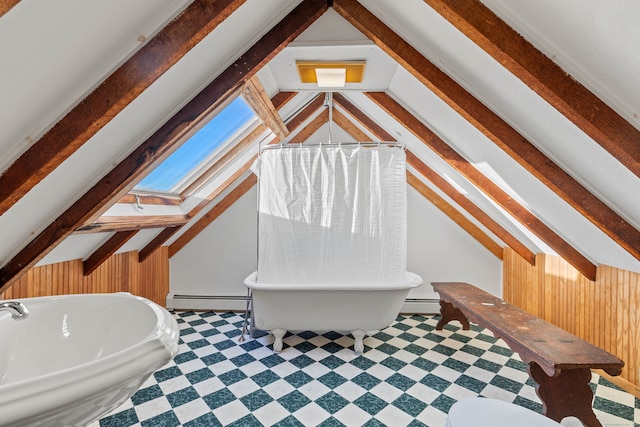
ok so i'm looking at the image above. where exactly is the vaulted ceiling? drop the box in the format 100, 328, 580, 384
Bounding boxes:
1, 0, 639, 293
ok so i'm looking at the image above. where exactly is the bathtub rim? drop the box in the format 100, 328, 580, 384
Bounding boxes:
243, 270, 423, 291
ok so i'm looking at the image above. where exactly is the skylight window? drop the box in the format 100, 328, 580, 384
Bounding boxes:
134, 97, 258, 195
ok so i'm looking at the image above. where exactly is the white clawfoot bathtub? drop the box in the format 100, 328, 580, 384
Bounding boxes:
244, 271, 422, 353
0, 293, 179, 427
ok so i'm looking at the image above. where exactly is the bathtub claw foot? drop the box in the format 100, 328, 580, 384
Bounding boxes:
271, 329, 286, 353
352, 330, 366, 354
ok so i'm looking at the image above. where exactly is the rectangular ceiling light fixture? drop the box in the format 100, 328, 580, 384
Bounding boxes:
296, 60, 366, 87
315, 68, 346, 87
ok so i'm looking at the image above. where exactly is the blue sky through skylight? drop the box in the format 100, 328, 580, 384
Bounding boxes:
135, 97, 256, 193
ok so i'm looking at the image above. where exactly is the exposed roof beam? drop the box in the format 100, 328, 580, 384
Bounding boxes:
169, 174, 257, 257
334, 93, 533, 264
289, 109, 329, 143
369, 91, 596, 280
0, 0, 247, 216
139, 226, 182, 262
332, 109, 369, 142
333, 0, 640, 264
75, 215, 189, 234
407, 171, 503, 260
333, 93, 396, 142
271, 92, 298, 110
285, 94, 325, 132
424, 0, 640, 179
407, 150, 536, 265
83, 231, 138, 276
243, 76, 289, 140
0, 0, 20, 17
0, 0, 328, 292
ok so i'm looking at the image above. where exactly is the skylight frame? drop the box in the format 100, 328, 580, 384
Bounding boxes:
171, 115, 260, 196
131, 95, 260, 199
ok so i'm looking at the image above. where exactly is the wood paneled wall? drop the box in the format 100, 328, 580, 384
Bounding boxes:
503, 247, 640, 390
0, 247, 169, 306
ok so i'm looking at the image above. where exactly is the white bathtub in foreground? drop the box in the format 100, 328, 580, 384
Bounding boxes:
244, 271, 422, 353
0, 293, 179, 427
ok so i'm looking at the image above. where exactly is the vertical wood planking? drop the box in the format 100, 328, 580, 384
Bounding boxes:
503, 248, 542, 316
0, 249, 169, 306
503, 247, 640, 388
138, 247, 170, 305
630, 269, 640, 390
604, 265, 613, 357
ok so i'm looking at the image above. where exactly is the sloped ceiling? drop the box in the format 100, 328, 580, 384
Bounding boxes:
1, 0, 639, 292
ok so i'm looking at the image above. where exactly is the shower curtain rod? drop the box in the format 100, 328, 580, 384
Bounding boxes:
260, 141, 405, 152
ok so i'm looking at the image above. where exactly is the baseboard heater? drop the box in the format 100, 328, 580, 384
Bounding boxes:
401, 298, 441, 315
166, 294, 249, 312
167, 294, 440, 315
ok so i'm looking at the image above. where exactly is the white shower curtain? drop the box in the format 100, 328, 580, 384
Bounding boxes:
253, 144, 407, 286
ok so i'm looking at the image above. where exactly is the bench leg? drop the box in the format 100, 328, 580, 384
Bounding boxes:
435, 300, 470, 330
528, 363, 601, 427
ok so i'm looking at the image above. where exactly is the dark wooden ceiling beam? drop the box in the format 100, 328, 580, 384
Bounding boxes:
271, 91, 298, 110
369, 91, 596, 280
83, 231, 138, 276
332, 109, 369, 142
0, 0, 20, 17
407, 150, 536, 265
0, 0, 329, 292
0, 0, 247, 216
289, 109, 329, 143
139, 226, 182, 262
285, 94, 325, 132
333, 93, 396, 142
333, 0, 640, 263
424, 0, 640, 179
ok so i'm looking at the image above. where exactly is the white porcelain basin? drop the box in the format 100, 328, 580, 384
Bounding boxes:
0, 293, 179, 427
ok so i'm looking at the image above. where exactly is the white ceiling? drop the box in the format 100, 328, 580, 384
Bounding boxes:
1, 0, 639, 275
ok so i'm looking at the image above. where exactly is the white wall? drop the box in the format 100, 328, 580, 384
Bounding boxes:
168, 187, 258, 309
406, 186, 502, 301
168, 184, 502, 311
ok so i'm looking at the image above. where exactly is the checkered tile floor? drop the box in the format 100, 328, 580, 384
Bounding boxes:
98, 311, 639, 426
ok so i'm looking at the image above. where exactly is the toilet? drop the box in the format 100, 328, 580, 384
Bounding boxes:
445, 398, 563, 427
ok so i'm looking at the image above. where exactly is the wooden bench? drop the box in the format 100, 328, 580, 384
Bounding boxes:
431, 282, 624, 427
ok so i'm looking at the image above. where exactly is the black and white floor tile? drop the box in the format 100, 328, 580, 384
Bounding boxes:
97, 311, 639, 427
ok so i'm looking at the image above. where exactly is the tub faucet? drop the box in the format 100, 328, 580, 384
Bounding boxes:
0, 301, 30, 320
